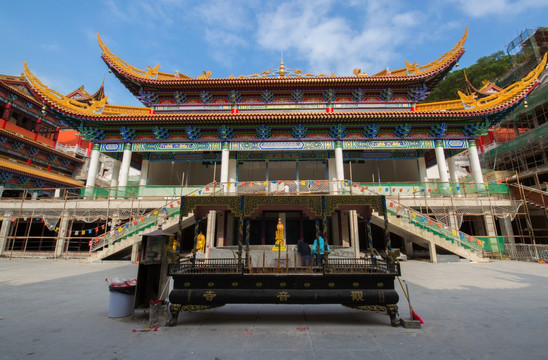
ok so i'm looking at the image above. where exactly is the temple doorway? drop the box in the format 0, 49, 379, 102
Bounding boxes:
248, 211, 316, 246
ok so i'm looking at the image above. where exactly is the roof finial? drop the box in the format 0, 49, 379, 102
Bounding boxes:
279, 51, 286, 78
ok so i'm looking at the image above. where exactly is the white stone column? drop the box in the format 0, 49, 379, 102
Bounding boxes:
429, 241, 438, 263
499, 216, 515, 245
448, 157, 459, 183
54, 189, 61, 198
403, 238, 414, 258
228, 159, 237, 194
220, 142, 230, 193
340, 210, 350, 247
417, 156, 427, 182
206, 210, 217, 256
349, 210, 360, 258
484, 215, 497, 237
327, 158, 338, 193
468, 140, 484, 184
85, 144, 101, 188
139, 156, 150, 197
55, 216, 71, 258
131, 242, 139, 263
110, 159, 121, 187
0, 185, 4, 198
435, 140, 449, 183
334, 141, 344, 193
0, 217, 12, 256
118, 143, 132, 188
31, 192, 38, 200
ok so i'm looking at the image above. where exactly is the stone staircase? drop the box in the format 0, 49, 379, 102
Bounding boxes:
88, 213, 195, 262
371, 210, 488, 263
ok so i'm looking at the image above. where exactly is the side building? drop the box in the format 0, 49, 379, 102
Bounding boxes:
480, 27, 548, 253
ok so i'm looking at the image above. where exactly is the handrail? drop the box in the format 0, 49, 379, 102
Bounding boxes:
357, 185, 484, 253
508, 183, 548, 196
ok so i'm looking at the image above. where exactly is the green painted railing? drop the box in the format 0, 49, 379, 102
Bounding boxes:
90, 200, 182, 252
386, 207, 483, 252
476, 236, 505, 252
81, 185, 206, 199
343, 181, 509, 197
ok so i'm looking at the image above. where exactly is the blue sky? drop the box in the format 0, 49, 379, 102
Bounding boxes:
3, 0, 547, 107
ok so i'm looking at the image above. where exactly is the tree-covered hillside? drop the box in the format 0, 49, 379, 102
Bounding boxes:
424, 51, 512, 102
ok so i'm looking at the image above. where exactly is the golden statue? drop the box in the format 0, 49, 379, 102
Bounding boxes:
168, 236, 179, 251
166, 236, 179, 264
272, 218, 286, 251
196, 231, 206, 253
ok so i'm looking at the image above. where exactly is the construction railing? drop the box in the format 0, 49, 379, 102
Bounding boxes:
504, 243, 548, 262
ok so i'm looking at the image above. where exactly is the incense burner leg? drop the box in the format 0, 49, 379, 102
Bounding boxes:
386, 304, 400, 327
168, 304, 182, 327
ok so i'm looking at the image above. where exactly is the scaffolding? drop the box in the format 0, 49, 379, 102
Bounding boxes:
499, 27, 548, 88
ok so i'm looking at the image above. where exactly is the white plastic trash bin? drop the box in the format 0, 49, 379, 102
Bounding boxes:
108, 285, 135, 318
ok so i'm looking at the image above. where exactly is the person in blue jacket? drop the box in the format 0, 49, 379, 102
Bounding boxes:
312, 235, 329, 265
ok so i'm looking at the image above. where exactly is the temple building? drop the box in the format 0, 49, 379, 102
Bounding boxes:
1, 28, 546, 262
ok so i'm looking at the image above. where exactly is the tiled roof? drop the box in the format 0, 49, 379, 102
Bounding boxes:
0, 157, 83, 187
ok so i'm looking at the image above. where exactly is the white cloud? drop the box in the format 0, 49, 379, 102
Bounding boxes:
452, 0, 548, 17
255, 1, 426, 75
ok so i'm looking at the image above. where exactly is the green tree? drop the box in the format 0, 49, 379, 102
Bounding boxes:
424, 51, 512, 102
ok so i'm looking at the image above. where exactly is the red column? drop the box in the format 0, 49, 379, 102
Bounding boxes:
1, 103, 12, 129
87, 142, 93, 157
33, 118, 42, 141
27, 158, 32, 166
52, 127, 59, 148
478, 136, 485, 153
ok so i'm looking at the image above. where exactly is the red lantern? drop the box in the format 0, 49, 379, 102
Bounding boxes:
389, 202, 394, 207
